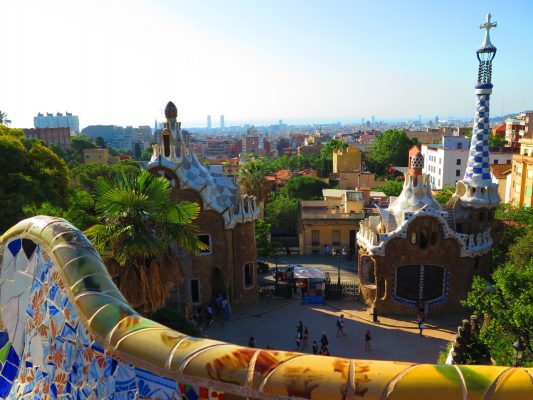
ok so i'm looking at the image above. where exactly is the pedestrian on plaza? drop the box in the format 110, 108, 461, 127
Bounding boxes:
303, 326, 309, 348
320, 332, 329, 349
297, 321, 303, 335
248, 336, 255, 348
286, 246, 291, 256
295, 330, 302, 349
206, 304, 214, 330
336, 314, 346, 337
320, 344, 330, 356
365, 330, 371, 351
417, 316, 425, 337
312, 340, 318, 354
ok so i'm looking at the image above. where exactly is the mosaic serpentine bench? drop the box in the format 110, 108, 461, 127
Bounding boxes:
0, 216, 531, 399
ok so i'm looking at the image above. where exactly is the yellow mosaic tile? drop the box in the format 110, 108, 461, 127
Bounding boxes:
492, 368, 533, 400
250, 350, 300, 391
71, 272, 122, 296
88, 301, 136, 340
168, 337, 225, 371
386, 364, 463, 400
75, 292, 130, 322
458, 365, 510, 400
116, 328, 187, 368
182, 344, 254, 387
61, 253, 111, 288
109, 315, 170, 346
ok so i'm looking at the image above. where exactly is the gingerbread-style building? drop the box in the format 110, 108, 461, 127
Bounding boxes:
357, 17, 501, 316
146, 101, 259, 309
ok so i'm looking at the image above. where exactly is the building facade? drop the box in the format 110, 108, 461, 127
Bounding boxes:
146, 102, 259, 309
34, 112, 79, 134
332, 146, 362, 173
357, 18, 500, 316
23, 127, 71, 149
508, 138, 533, 207
299, 189, 365, 255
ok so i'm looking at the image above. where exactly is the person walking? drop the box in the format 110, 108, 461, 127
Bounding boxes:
248, 336, 255, 348
336, 314, 346, 337
295, 330, 302, 350
312, 340, 318, 354
417, 316, 425, 337
365, 330, 371, 351
303, 326, 309, 348
320, 332, 329, 349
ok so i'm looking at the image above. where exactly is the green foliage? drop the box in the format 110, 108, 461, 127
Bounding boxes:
367, 130, 418, 175
140, 148, 153, 161
238, 160, 272, 203
0, 110, 11, 126
437, 342, 453, 364
373, 180, 403, 197
433, 185, 456, 205
255, 219, 281, 258
0, 127, 69, 232
24, 189, 97, 231
70, 135, 97, 165
320, 138, 348, 161
95, 136, 107, 148
265, 196, 299, 235
149, 307, 200, 336
462, 261, 533, 366
134, 143, 142, 160
70, 161, 140, 193
492, 204, 533, 266
508, 226, 533, 268
490, 134, 507, 148
280, 175, 329, 200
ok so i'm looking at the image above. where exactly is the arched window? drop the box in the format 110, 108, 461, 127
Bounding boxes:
395, 265, 445, 305
360, 257, 375, 285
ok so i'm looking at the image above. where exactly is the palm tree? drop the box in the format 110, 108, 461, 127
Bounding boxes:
238, 160, 271, 218
85, 169, 205, 313
0, 110, 11, 126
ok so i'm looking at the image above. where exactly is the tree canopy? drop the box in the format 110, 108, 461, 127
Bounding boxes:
0, 126, 69, 232
367, 130, 418, 175
320, 138, 348, 161
373, 179, 404, 197
280, 175, 329, 200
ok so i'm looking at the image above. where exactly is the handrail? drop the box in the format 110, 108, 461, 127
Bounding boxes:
0, 216, 531, 399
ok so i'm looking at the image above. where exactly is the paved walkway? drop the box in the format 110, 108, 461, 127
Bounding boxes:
207, 297, 458, 364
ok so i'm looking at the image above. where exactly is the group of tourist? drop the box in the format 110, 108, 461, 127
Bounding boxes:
192, 294, 231, 333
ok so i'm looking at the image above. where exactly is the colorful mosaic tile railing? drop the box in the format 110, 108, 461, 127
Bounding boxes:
0, 216, 531, 399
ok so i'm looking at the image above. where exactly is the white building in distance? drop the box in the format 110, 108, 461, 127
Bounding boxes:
421, 136, 514, 189
34, 112, 79, 134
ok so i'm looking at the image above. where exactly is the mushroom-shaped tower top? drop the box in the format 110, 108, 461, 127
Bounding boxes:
165, 101, 178, 119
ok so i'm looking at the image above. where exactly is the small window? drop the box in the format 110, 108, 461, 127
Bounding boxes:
457, 143, 463, 150
456, 159, 461, 165
190, 279, 200, 303
311, 230, 320, 246
494, 159, 499, 164
456, 170, 461, 177
527, 169, 533, 179
526, 186, 532, 197
515, 184, 521, 193
244, 263, 254, 288
197, 234, 211, 254
332, 230, 340, 246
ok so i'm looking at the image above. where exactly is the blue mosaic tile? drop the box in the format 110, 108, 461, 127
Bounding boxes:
1, 361, 18, 382
6, 348, 19, 366
0, 375, 12, 397
7, 240, 21, 258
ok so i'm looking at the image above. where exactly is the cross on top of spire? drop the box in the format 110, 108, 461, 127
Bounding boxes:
478, 13, 497, 52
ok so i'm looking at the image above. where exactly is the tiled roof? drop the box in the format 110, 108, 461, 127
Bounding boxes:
490, 163, 512, 179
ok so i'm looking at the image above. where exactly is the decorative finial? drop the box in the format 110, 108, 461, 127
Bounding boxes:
478, 13, 497, 52
164, 101, 178, 119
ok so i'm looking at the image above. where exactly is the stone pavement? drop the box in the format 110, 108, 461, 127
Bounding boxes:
207, 297, 459, 364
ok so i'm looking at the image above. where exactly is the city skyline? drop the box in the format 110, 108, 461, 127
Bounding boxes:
2, 0, 533, 129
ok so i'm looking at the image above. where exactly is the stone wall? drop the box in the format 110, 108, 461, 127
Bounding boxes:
359, 216, 491, 316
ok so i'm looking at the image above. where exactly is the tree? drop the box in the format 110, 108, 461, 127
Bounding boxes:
238, 160, 272, 217
0, 110, 11, 126
367, 130, 418, 175
433, 184, 456, 205
265, 196, 299, 235
492, 204, 533, 266
0, 126, 69, 232
490, 134, 507, 149
134, 142, 142, 160
70, 161, 140, 193
462, 260, 533, 366
95, 136, 107, 148
280, 175, 329, 200
85, 170, 205, 313
69, 135, 96, 165
373, 180, 404, 197
320, 139, 348, 161
255, 219, 281, 258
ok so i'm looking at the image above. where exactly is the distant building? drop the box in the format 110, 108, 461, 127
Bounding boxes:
298, 189, 365, 255
421, 136, 515, 189
509, 138, 533, 207
34, 112, 79, 134
220, 115, 225, 129
505, 111, 533, 149
23, 127, 71, 149
207, 115, 211, 130
332, 146, 362, 173
490, 164, 512, 203
338, 171, 385, 190
83, 148, 109, 164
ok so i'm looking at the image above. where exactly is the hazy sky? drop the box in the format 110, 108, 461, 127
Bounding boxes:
2, 0, 532, 129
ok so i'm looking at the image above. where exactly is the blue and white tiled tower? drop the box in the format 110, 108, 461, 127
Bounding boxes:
451, 14, 501, 217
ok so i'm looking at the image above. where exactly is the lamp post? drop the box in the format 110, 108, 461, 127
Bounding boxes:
332, 246, 348, 285
512, 337, 526, 367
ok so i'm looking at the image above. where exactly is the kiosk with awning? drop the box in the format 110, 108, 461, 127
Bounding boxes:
292, 265, 325, 304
